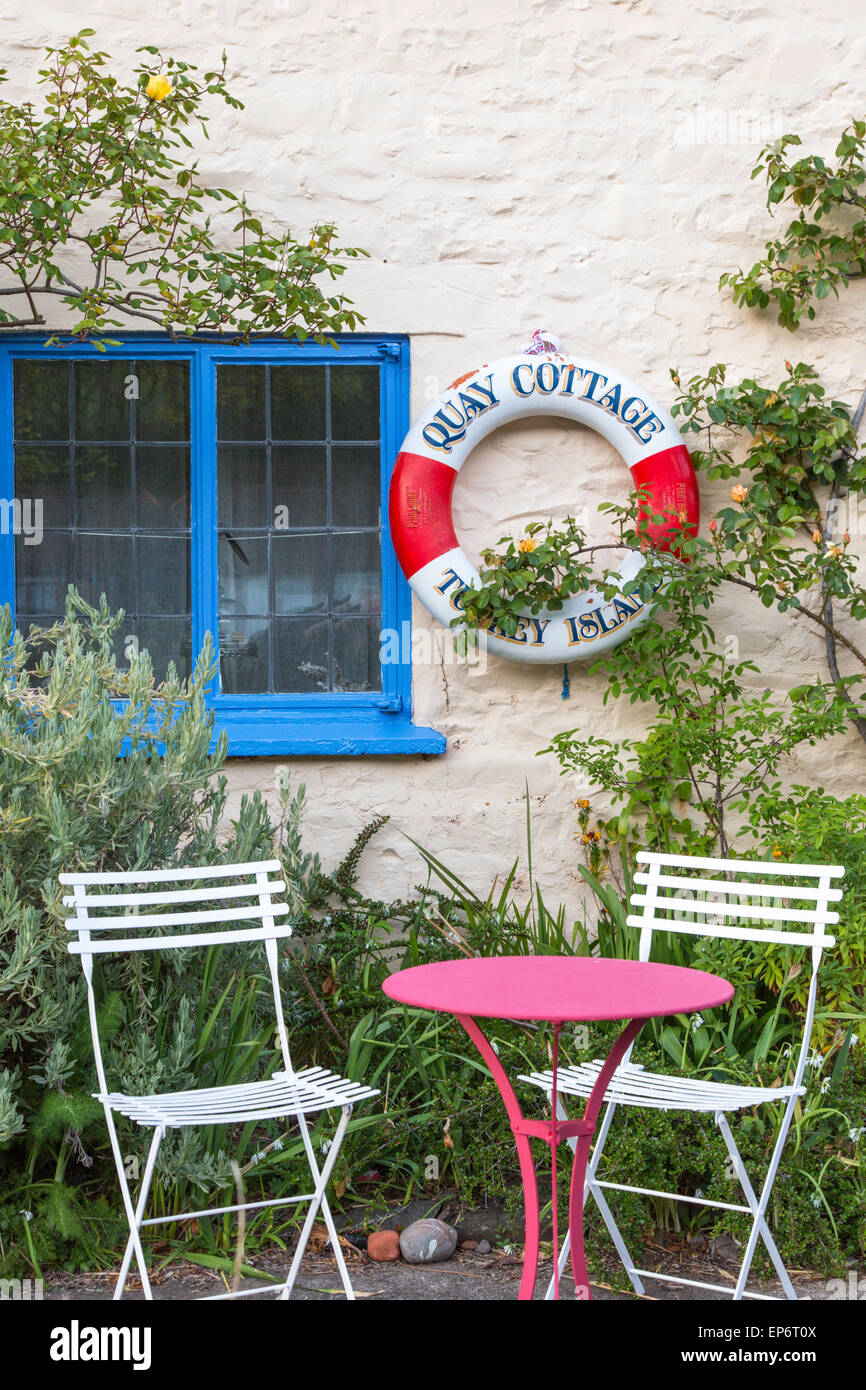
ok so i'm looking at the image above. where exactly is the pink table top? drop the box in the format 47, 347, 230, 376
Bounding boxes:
383, 956, 733, 1023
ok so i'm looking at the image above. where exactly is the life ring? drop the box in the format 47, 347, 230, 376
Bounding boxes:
388, 335, 699, 663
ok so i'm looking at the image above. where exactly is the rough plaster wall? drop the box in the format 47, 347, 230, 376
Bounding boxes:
3, 0, 865, 917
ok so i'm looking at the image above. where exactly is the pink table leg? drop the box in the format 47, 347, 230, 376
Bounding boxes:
457, 1011, 648, 1301
457, 1013, 543, 1301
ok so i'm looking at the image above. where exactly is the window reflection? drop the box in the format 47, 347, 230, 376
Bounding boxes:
216, 362, 382, 694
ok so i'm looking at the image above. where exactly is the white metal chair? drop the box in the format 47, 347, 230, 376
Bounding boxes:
62, 858, 379, 1301
519, 850, 844, 1300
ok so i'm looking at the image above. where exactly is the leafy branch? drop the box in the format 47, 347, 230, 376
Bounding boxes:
720, 120, 866, 331
0, 31, 367, 343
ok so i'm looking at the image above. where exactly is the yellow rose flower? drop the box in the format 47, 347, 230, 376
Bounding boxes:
146, 74, 173, 102
730, 484, 748, 504
518, 537, 536, 554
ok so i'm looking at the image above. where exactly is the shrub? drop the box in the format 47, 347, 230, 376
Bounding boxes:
0, 593, 279, 1272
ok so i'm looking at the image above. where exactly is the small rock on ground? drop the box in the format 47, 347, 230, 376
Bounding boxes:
399, 1218, 458, 1264
367, 1230, 400, 1262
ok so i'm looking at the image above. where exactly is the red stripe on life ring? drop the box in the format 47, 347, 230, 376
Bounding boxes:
630, 443, 700, 554
389, 451, 459, 580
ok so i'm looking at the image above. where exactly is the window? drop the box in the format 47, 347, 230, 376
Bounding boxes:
0, 335, 444, 756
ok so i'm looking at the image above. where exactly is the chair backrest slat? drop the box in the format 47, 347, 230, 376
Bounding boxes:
625, 914, 832, 948
59, 858, 282, 886
630, 893, 839, 928
633, 871, 843, 903
61, 879, 285, 910
68, 923, 294, 955
65, 902, 290, 932
635, 850, 843, 878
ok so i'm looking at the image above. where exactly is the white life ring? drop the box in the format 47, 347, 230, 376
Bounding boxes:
388, 338, 699, 663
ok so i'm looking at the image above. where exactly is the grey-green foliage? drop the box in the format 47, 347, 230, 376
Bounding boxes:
0, 592, 303, 1262
0, 1067, 24, 1146
274, 767, 322, 919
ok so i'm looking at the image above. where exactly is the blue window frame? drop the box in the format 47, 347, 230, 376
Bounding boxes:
0, 333, 445, 756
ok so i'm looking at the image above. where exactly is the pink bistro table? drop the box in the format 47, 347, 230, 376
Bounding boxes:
383, 956, 734, 1301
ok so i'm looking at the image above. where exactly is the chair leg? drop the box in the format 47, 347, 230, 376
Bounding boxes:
279, 1104, 353, 1301
112, 1122, 165, 1301
716, 1110, 798, 1301
587, 1179, 647, 1294
297, 1105, 356, 1299
584, 1097, 646, 1296
544, 1096, 645, 1300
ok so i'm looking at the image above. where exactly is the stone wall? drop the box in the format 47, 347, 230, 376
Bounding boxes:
4, 0, 865, 917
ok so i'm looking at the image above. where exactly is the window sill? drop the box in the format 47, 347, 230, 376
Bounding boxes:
210, 703, 446, 757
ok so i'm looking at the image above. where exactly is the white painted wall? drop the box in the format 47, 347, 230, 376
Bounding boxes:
4, 0, 865, 916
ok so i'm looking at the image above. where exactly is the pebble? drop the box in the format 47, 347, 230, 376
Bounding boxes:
709, 1234, 740, 1261
477, 1239, 492, 1254
398, 1217, 458, 1264
367, 1229, 400, 1262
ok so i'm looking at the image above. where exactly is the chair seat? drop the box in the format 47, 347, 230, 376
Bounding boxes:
98, 1067, 379, 1128
519, 1059, 803, 1113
